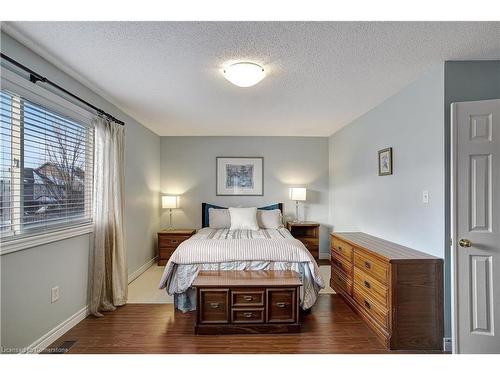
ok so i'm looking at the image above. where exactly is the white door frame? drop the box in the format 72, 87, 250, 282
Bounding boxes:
450, 101, 459, 354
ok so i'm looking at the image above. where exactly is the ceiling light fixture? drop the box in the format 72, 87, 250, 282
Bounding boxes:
223, 62, 265, 87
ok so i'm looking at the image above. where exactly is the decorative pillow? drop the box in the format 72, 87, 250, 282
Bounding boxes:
208, 208, 231, 229
257, 209, 283, 229
229, 207, 259, 231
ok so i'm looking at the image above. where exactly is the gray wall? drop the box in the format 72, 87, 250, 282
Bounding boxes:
329, 64, 448, 330
160, 136, 331, 254
442, 60, 500, 341
0, 32, 161, 351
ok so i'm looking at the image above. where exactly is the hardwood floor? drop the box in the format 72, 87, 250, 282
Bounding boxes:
47, 295, 445, 354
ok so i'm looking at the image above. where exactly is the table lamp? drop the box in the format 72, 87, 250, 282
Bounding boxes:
162, 195, 179, 229
289, 187, 306, 222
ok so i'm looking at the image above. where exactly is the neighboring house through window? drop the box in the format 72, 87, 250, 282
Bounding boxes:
0, 89, 94, 241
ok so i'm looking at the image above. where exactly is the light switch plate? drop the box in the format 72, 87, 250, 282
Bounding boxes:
422, 190, 429, 204
51, 286, 60, 303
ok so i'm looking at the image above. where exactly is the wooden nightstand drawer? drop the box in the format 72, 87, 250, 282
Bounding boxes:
157, 229, 196, 266
159, 235, 190, 248
286, 222, 320, 262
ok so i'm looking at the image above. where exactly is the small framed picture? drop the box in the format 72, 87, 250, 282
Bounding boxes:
378, 147, 393, 176
216, 157, 264, 196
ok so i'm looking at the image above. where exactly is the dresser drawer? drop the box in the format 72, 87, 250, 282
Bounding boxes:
331, 250, 352, 276
232, 308, 265, 324
331, 237, 354, 261
330, 265, 353, 295
159, 235, 190, 248
231, 289, 265, 307
267, 288, 297, 323
199, 289, 229, 324
353, 286, 389, 330
354, 267, 388, 308
354, 249, 389, 284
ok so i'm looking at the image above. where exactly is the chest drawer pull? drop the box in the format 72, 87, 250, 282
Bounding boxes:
210, 302, 220, 309
364, 300, 371, 309
243, 295, 253, 301
243, 312, 253, 318
276, 302, 287, 308
364, 280, 371, 289
364, 261, 371, 269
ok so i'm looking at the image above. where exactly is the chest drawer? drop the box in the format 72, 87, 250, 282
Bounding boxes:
330, 266, 353, 296
354, 249, 389, 285
159, 247, 175, 260
232, 308, 265, 324
331, 237, 354, 261
267, 288, 297, 323
331, 250, 353, 276
353, 286, 389, 330
199, 289, 229, 324
354, 267, 388, 308
159, 235, 190, 248
231, 289, 265, 307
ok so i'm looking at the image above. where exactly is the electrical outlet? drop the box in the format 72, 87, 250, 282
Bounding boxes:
51, 286, 60, 303
422, 190, 429, 204
443, 337, 452, 352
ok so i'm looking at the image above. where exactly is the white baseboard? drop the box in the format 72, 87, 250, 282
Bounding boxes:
128, 256, 158, 284
21, 305, 89, 354
319, 253, 330, 260
443, 337, 452, 352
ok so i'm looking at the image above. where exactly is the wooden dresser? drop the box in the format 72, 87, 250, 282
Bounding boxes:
157, 229, 196, 266
193, 270, 302, 335
286, 221, 320, 262
330, 232, 443, 350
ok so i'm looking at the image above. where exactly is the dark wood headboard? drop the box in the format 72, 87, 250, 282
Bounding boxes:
202, 203, 283, 228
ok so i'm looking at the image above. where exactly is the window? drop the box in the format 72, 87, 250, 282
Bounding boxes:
0, 89, 94, 241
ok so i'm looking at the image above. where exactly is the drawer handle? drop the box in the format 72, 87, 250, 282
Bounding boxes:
364, 261, 371, 269
243, 295, 253, 301
170, 239, 179, 244
243, 312, 253, 318
210, 302, 220, 309
364, 280, 371, 289
276, 302, 287, 308
337, 246, 342, 251
364, 300, 371, 309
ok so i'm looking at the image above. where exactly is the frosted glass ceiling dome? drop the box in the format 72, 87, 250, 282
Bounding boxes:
223, 62, 265, 87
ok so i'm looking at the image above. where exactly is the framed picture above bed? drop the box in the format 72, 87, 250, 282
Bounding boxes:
216, 156, 264, 196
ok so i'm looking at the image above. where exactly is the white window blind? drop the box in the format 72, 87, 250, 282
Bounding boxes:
0, 89, 94, 241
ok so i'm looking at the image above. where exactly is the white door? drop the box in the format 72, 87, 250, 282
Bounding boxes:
452, 99, 500, 353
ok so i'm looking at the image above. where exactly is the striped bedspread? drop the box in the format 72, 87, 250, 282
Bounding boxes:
158, 228, 324, 310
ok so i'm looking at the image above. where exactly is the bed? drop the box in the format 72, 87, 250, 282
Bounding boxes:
158, 203, 325, 312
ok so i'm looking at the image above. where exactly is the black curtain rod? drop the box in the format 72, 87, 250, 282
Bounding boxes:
0, 52, 125, 126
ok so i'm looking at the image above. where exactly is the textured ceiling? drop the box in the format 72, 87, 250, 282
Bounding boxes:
4, 22, 500, 136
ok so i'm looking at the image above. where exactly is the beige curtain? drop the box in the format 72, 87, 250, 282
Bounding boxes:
89, 117, 127, 317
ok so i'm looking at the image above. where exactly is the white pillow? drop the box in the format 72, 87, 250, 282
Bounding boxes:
208, 208, 231, 229
257, 209, 283, 229
229, 207, 259, 231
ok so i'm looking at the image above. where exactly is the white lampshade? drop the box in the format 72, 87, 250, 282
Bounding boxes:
289, 187, 306, 201
162, 195, 179, 209
223, 62, 265, 87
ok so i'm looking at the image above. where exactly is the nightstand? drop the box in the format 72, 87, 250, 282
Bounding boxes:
157, 229, 196, 266
286, 221, 320, 261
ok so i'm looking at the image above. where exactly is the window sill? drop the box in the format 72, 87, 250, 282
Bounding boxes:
0, 224, 93, 256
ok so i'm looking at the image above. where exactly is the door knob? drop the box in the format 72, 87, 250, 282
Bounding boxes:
459, 239, 472, 248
